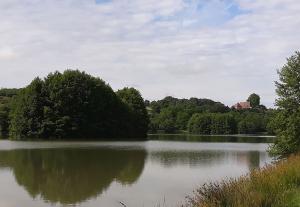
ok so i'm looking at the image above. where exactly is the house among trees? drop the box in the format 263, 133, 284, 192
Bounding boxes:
233, 101, 251, 110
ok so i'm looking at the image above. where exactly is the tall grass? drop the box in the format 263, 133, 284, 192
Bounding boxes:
184, 155, 300, 207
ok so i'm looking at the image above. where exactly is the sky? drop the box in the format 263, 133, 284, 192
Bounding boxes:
0, 0, 300, 107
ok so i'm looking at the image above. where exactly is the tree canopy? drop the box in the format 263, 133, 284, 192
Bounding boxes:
8, 70, 149, 140
270, 51, 300, 156
0, 88, 20, 138
148, 95, 270, 135
116, 87, 149, 138
0, 70, 274, 139
247, 93, 260, 108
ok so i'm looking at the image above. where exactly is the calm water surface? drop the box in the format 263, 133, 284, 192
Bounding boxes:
0, 135, 273, 207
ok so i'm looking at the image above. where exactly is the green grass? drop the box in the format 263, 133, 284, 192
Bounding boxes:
183, 154, 300, 207
285, 189, 300, 207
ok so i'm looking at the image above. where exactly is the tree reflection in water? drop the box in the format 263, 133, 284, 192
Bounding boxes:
150, 150, 263, 170
0, 148, 146, 205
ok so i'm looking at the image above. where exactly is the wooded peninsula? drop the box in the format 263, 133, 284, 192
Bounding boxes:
0, 70, 149, 140
0, 70, 275, 140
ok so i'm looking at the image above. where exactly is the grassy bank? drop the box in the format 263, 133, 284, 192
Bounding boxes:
184, 154, 300, 207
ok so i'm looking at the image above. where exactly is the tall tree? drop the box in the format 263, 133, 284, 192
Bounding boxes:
9, 70, 149, 140
270, 51, 300, 156
9, 78, 45, 139
247, 93, 260, 108
116, 87, 149, 138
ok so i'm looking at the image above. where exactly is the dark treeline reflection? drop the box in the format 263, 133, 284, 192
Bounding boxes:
0, 148, 147, 205
150, 151, 224, 167
149, 134, 276, 143
150, 150, 263, 170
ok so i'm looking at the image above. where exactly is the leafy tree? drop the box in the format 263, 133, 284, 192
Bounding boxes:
237, 113, 264, 134
148, 96, 229, 132
9, 78, 45, 139
210, 113, 237, 134
0, 104, 10, 137
265, 109, 277, 135
0, 89, 19, 138
270, 51, 300, 156
247, 93, 260, 108
188, 113, 212, 134
9, 70, 149, 140
117, 87, 149, 138
154, 107, 177, 133
175, 111, 190, 130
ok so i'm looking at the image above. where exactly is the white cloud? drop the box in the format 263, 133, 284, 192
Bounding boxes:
0, 0, 300, 107
0, 47, 16, 60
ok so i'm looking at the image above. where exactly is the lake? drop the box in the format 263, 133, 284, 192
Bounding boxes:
0, 135, 274, 207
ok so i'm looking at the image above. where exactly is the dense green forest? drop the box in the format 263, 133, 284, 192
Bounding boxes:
0, 70, 276, 140
147, 95, 276, 135
0, 88, 19, 137
0, 70, 149, 140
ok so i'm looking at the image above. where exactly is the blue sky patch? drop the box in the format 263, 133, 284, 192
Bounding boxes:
95, 0, 111, 4
150, 0, 250, 29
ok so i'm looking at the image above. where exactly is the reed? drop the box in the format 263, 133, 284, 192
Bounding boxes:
184, 154, 300, 207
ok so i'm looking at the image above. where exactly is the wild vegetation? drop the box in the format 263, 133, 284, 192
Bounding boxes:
0, 88, 19, 137
184, 154, 300, 207
1, 73, 275, 139
1, 70, 149, 140
269, 51, 300, 156
148, 95, 275, 135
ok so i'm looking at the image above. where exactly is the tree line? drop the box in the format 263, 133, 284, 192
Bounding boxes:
0, 70, 149, 140
1, 51, 300, 157
0, 71, 277, 140
147, 95, 275, 135
146, 51, 300, 157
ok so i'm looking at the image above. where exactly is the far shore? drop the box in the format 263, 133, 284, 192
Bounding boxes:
148, 133, 276, 138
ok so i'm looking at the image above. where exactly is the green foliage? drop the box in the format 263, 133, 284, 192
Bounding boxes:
247, 93, 260, 108
184, 154, 300, 207
187, 111, 269, 135
116, 87, 149, 138
0, 88, 20, 97
149, 95, 271, 135
270, 51, 300, 156
176, 111, 190, 130
8, 70, 149, 139
154, 107, 180, 133
265, 109, 278, 135
9, 78, 45, 139
0, 88, 19, 138
237, 112, 265, 134
210, 113, 237, 134
0, 104, 10, 137
149, 97, 229, 133
188, 113, 212, 134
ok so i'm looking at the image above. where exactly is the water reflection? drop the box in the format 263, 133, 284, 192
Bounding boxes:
0, 148, 146, 205
149, 134, 276, 143
150, 151, 224, 167
150, 150, 265, 170
0, 140, 272, 207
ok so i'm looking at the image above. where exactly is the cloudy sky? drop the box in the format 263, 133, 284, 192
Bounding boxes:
0, 0, 300, 107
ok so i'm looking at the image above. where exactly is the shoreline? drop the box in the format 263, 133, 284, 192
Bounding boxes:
148, 133, 276, 138
183, 154, 300, 207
